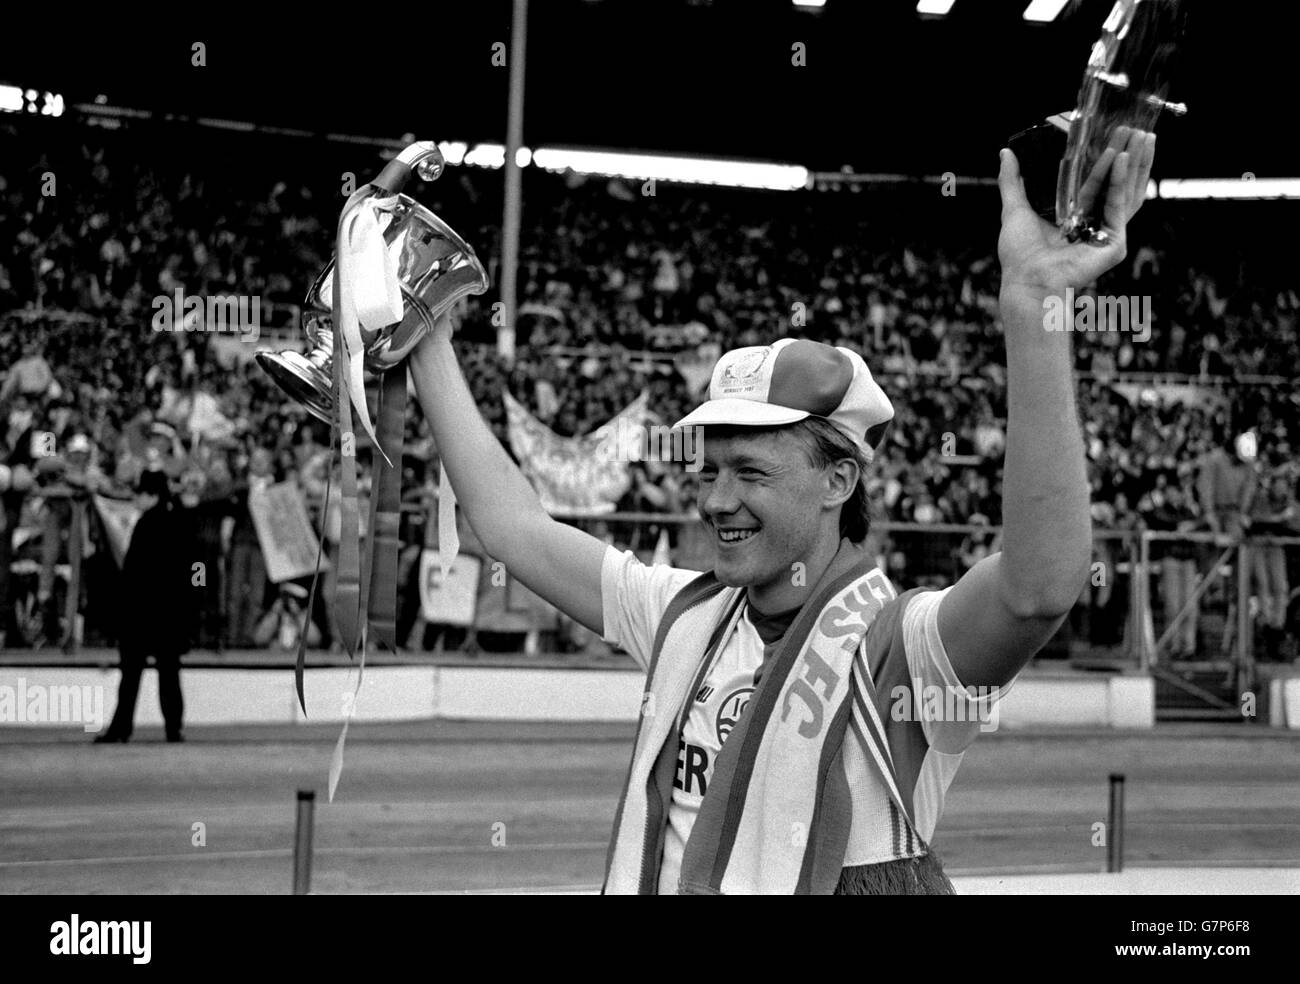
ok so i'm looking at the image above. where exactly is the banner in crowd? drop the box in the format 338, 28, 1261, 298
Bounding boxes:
518, 301, 565, 323
93, 495, 142, 567
673, 342, 721, 398
418, 550, 480, 627
1111, 382, 1230, 411
248, 481, 327, 583
503, 390, 650, 517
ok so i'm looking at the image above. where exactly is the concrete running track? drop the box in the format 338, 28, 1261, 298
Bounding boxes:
1, 722, 1297, 894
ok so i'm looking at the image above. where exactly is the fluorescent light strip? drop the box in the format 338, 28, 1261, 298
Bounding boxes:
531, 147, 808, 191
72, 103, 153, 119
0, 85, 24, 112
1158, 178, 1300, 200
464, 142, 505, 168
437, 141, 468, 165
0, 85, 64, 115
793, 1, 827, 8
1023, 0, 1069, 22
916, 0, 956, 14
196, 117, 255, 132
36, 106, 1296, 201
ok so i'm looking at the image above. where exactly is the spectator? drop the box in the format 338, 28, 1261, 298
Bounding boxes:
2, 339, 55, 401
29, 433, 105, 644
94, 469, 196, 743
225, 447, 274, 647
179, 463, 228, 650
1141, 481, 1204, 659
1197, 430, 1256, 539
1245, 469, 1300, 660
252, 582, 321, 650
0, 394, 38, 645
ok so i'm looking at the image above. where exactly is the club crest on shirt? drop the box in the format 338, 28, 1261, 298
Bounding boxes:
715, 687, 754, 743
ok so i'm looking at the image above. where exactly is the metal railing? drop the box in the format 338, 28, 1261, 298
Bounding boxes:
10, 501, 1299, 694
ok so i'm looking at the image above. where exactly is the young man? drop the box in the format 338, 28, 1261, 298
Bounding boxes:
409, 134, 1155, 894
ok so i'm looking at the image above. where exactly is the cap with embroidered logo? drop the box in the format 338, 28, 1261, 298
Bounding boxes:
672, 338, 894, 460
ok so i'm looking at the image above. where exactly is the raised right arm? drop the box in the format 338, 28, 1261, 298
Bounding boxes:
406, 315, 607, 635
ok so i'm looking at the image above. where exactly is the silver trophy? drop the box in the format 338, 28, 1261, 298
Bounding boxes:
257, 142, 489, 422
1009, 0, 1187, 244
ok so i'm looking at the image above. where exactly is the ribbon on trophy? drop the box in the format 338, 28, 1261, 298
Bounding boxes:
291, 187, 459, 801
256, 141, 488, 801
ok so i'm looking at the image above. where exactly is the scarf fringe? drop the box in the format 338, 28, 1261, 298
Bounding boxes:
834, 851, 956, 895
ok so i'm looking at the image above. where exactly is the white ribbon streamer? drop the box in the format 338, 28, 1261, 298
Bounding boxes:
337, 197, 404, 464
327, 647, 366, 803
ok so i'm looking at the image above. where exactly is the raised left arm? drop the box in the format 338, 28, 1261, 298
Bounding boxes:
938, 130, 1156, 689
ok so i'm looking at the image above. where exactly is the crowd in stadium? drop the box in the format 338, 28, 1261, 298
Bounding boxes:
0, 118, 1297, 654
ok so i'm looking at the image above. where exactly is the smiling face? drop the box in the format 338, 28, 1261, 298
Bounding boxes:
697, 425, 853, 609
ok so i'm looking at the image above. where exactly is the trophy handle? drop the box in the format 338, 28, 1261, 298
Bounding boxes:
374, 141, 446, 191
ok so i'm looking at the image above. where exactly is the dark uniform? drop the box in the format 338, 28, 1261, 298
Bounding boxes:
0, 419, 36, 644
97, 471, 197, 742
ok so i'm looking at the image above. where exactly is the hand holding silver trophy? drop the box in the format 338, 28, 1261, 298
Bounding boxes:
257, 141, 489, 422
1009, 0, 1187, 245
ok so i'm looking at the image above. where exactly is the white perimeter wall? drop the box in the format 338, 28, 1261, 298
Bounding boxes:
3, 665, 1271, 731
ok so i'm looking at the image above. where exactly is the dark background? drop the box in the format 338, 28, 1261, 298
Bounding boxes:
0, 0, 1291, 179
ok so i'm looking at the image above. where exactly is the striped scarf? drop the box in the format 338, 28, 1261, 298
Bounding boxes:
603, 539, 947, 894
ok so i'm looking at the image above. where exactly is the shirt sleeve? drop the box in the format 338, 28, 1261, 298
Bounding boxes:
901, 586, 1016, 754
600, 545, 701, 672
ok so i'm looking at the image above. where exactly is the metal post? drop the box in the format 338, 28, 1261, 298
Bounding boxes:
64, 496, 84, 654
498, 0, 529, 365
293, 789, 316, 895
1236, 539, 1251, 694
1107, 773, 1125, 873
1134, 531, 1150, 671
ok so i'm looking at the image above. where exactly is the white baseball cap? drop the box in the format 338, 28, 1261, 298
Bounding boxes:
673, 338, 894, 460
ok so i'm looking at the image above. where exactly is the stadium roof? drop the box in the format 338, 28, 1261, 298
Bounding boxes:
0, 0, 1292, 181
